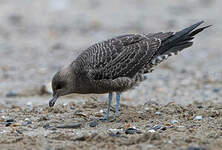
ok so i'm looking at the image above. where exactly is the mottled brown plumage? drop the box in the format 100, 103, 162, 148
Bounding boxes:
49, 21, 211, 117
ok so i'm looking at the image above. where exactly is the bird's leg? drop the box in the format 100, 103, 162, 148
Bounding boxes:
115, 92, 120, 117
100, 92, 112, 120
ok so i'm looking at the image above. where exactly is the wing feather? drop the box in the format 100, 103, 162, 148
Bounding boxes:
75, 33, 173, 80
88, 36, 161, 80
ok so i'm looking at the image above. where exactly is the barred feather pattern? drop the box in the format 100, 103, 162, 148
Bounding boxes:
73, 33, 167, 92
71, 21, 210, 93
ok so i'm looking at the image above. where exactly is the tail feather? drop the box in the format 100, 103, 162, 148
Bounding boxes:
157, 21, 211, 56
143, 21, 211, 74
189, 25, 212, 36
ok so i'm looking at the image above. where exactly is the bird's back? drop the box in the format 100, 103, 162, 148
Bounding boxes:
74, 33, 172, 76
72, 21, 210, 93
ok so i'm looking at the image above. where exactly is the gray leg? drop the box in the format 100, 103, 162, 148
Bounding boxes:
115, 92, 120, 117
105, 92, 113, 119
99, 92, 112, 120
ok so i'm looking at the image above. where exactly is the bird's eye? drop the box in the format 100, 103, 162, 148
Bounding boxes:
56, 81, 65, 90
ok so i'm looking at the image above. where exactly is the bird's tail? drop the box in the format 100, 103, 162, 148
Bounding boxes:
143, 21, 211, 74
158, 21, 211, 56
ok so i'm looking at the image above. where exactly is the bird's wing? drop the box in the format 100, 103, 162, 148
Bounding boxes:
87, 34, 171, 80
104, 37, 161, 79
74, 34, 145, 72
75, 32, 174, 80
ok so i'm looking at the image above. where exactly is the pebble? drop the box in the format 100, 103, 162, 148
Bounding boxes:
5, 122, 12, 127
26, 121, 32, 125
148, 129, 156, 133
171, 120, 179, 124
109, 132, 121, 137
187, 146, 206, 150
155, 111, 162, 115
43, 123, 51, 129
212, 88, 220, 93
176, 126, 186, 132
151, 124, 173, 131
89, 120, 98, 127
26, 102, 32, 107
99, 110, 104, 113
144, 107, 149, 112
56, 123, 82, 129
16, 130, 23, 134
6, 119, 15, 122
8, 14, 22, 25
194, 115, 203, 120
161, 127, 167, 131
152, 125, 163, 131
108, 129, 122, 137
6, 91, 17, 97
197, 105, 204, 109
125, 128, 142, 134
108, 129, 122, 135
13, 122, 21, 127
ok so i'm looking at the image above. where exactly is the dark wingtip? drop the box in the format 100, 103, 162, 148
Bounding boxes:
197, 20, 204, 25
204, 24, 213, 28
189, 24, 212, 37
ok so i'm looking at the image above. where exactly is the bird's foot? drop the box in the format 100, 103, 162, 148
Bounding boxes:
99, 116, 109, 122
99, 115, 119, 122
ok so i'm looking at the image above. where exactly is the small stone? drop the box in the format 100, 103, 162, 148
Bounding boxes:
8, 14, 22, 25
75, 113, 87, 118
0, 129, 6, 133
161, 127, 167, 131
99, 110, 104, 113
43, 123, 51, 129
137, 111, 143, 114
176, 126, 186, 132
5, 122, 12, 127
26, 102, 32, 107
144, 107, 149, 112
24, 118, 30, 121
16, 130, 23, 134
108, 129, 122, 134
187, 146, 206, 150
125, 123, 131, 128
171, 120, 178, 124
125, 128, 142, 134
50, 127, 57, 130
194, 115, 202, 120
51, 43, 63, 50
148, 129, 156, 133
155, 111, 162, 115
109, 132, 121, 137
197, 105, 204, 109
26, 121, 32, 125
6, 119, 15, 122
212, 88, 220, 93
56, 123, 82, 129
89, 121, 98, 127
152, 125, 163, 131
13, 122, 21, 127
6, 91, 17, 97
108, 129, 122, 137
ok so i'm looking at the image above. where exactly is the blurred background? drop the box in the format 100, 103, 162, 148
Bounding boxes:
0, 0, 221, 106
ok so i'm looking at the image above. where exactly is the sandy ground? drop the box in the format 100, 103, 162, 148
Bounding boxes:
0, 0, 221, 149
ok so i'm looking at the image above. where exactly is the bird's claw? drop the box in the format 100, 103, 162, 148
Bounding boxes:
99, 115, 117, 122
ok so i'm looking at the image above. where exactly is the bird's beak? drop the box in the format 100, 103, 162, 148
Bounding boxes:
49, 94, 58, 107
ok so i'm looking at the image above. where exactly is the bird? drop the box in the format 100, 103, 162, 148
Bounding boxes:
49, 21, 211, 120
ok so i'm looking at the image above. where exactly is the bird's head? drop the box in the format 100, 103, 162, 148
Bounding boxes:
49, 65, 76, 107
